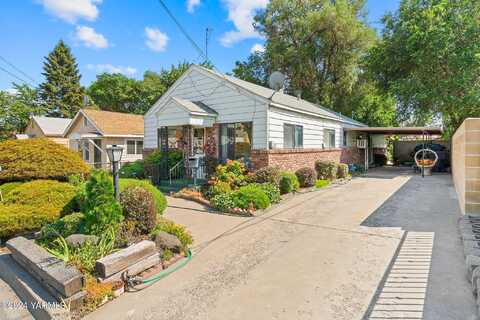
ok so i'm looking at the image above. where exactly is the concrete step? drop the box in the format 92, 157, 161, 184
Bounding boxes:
0, 275, 34, 320
0, 253, 70, 320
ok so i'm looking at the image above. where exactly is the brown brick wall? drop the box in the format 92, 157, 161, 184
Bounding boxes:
251, 147, 363, 172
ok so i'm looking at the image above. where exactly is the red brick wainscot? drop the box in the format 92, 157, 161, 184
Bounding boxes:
251, 147, 364, 172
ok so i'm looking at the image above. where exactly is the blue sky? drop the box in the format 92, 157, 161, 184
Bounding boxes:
0, 0, 400, 90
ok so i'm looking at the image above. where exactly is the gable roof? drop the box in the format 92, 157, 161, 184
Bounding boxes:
193, 65, 366, 127
171, 97, 218, 116
32, 116, 72, 136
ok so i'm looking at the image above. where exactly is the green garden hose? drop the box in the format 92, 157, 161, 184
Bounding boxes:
125, 249, 193, 291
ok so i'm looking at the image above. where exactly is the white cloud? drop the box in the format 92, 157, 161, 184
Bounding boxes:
145, 27, 169, 52
220, 0, 268, 47
75, 26, 109, 49
87, 64, 137, 76
187, 0, 200, 13
250, 43, 265, 54
39, 0, 102, 24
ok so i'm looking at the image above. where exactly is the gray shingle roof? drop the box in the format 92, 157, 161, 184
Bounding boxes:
33, 116, 72, 136
172, 97, 218, 116
196, 65, 366, 127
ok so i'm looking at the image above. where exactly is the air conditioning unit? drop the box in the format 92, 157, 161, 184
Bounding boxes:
357, 139, 367, 149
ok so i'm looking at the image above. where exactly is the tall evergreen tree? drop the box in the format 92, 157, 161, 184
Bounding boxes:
39, 40, 84, 118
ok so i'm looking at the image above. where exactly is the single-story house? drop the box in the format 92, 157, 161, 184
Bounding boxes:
21, 116, 71, 147
64, 108, 144, 168
144, 65, 368, 173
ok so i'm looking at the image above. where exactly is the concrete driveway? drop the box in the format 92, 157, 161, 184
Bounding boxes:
86, 168, 476, 320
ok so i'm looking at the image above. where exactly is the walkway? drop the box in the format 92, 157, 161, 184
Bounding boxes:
87, 168, 476, 320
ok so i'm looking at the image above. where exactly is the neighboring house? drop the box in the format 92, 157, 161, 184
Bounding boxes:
21, 116, 72, 147
144, 65, 367, 173
64, 109, 144, 168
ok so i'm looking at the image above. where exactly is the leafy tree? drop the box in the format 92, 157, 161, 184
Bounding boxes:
232, 52, 270, 87
368, 0, 480, 136
253, 0, 376, 112
39, 40, 85, 118
0, 84, 46, 140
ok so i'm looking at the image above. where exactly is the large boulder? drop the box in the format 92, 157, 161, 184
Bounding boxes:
154, 231, 182, 253
65, 234, 99, 248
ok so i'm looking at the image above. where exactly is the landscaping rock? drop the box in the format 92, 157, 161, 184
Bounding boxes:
65, 234, 99, 248
95, 240, 156, 278
154, 231, 182, 253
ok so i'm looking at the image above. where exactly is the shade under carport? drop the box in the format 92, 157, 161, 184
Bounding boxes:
346, 126, 443, 135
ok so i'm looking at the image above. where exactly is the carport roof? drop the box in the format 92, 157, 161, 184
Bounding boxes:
346, 126, 443, 135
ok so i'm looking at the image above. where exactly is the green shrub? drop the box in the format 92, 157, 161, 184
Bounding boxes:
0, 204, 60, 238
151, 218, 193, 251
119, 179, 167, 215
6, 180, 77, 215
82, 170, 123, 235
204, 181, 231, 200
38, 212, 85, 243
252, 166, 282, 186
144, 149, 183, 168
256, 183, 281, 204
119, 186, 157, 234
315, 160, 338, 180
279, 172, 300, 194
315, 179, 330, 188
295, 167, 316, 188
232, 184, 270, 210
210, 193, 236, 211
213, 160, 248, 188
115, 220, 139, 248
119, 160, 145, 179
337, 163, 349, 179
0, 138, 90, 182
0, 182, 23, 198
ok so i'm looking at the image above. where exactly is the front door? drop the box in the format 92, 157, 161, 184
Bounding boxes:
93, 139, 102, 169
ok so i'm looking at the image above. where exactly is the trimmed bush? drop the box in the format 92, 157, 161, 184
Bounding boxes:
0, 204, 60, 238
315, 179, 330, 189
295, 167, 316, 188
39, 212, 85, 242
252, 166, 282, 186
232, 184, 270, 210
256, 183, 281, 204
151, 218, 193, 251
82, 170, 123, 235
119, 179, 167, 216
6, 180, 77, 214
279, 172, 300, 194
315, 160, 338, 180
210, 193, 236, 212
337, 163, 349, 179
204, 181, 231, 200
0, 182, 23, 197
119, 186, 157, 234
213, 160, 248, 188
119, 160, 145, 179
0, 138, 90, 182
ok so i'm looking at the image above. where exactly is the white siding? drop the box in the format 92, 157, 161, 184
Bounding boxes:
268, 106, 346, 149
144, 69, 268, 150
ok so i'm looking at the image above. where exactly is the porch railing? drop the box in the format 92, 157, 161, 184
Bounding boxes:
168, 158, 206, 185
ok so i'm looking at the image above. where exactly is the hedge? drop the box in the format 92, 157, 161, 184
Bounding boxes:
279, 172, 300, 194
0, 138, 90, 182
337, 163, 349, 179
0, 182, 23, 197
295, 167, 317, 187
119, 179, 167, 216
0, 204, 60, 238
315, 160, 338, 180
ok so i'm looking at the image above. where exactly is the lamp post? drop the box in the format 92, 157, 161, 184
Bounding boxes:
106, 145, 123, 199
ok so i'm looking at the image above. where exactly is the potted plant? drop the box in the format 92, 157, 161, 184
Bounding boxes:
112, 280, 124, 297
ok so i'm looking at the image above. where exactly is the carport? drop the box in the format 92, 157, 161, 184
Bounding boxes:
346, 126, 446, 172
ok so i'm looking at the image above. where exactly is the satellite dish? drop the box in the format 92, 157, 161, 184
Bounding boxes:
269, 71, 285, 91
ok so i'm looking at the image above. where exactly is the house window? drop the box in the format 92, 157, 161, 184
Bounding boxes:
126, 140, 143, 155
193, 128, 204, 154
283, 124, 303, 149
167, 127, 184, 149
343, 130, 347, 147
324, 129, 336, 148
82, 141, 89, 161
219, 122, 252, 162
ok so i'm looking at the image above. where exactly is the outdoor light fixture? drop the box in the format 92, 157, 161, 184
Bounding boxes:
106, 145, 123, 199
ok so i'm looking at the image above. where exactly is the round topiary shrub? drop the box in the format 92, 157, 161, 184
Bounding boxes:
119, 186, 157, 234
279, 172, 300, 194
315, 160, 338, 180
252, 166, 282, 186
0, 138, 90, 182
119, 179, 167, 216
0, 204, 60, 239
295, 167, 316, 188
337, 163, 349, 179
232, 184, 270, 210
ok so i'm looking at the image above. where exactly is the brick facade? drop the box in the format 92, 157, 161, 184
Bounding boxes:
251, 147, 364, 171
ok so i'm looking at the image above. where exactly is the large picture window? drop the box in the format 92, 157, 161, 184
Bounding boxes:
324, 129, 336, 149
283, 124, 303, 149
126, 140, 143, 155
219, 122, 252, 162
